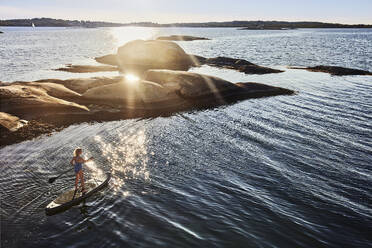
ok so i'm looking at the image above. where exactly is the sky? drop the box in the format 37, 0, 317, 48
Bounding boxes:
0, 0, 371, 24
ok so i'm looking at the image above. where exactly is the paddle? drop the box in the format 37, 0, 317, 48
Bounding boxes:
48, 168, 72, 183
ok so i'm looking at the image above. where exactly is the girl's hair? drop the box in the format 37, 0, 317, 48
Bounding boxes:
73, 148, 82, 157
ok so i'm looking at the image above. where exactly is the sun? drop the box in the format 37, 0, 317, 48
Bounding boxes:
125, 74, 140, 84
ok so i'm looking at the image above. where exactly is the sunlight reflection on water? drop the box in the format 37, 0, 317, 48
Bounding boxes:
94, 128, 150, 197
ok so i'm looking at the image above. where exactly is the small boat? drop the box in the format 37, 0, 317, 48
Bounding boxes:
32, 23, 35, 28
45, 173, 111, 215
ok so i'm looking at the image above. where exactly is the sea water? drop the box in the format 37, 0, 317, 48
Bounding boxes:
0, 27, 371, 248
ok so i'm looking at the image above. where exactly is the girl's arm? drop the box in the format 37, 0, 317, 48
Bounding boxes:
70, 157, 75, 166
84, 157, 94, 163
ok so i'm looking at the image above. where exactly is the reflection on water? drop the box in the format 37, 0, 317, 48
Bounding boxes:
94, 127, 150, 198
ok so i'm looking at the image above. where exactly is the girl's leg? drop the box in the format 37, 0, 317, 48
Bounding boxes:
75, 173, 79, 190
73, 173, 79, 199
81, 171, 85, 193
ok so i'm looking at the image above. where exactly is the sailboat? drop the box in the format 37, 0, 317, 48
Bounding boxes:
32, 22, 35, 28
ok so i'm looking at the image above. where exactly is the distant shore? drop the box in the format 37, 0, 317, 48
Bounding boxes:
1, 18, 371, 29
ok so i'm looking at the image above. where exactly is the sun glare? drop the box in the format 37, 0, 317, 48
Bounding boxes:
110, 27, 158, 47
125, 74, 140, 83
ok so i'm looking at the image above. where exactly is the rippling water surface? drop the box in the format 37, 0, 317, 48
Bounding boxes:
0, 27, 371, 248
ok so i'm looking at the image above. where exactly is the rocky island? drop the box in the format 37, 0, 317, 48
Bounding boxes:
239, 27, 296, 30
0, 39, 295, 147
54, 64, 119, 73
156, 35, 210, 41
290, 65, 372, 76
94, 40, 284, 75
199, 56, 284, 74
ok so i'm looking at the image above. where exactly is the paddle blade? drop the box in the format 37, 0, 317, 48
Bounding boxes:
48, 177, 57, 183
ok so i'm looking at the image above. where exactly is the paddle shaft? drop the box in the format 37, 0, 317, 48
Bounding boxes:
49, 168, 72, 183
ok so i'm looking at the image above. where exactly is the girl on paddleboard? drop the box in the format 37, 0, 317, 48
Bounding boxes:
70, 148, 93, 197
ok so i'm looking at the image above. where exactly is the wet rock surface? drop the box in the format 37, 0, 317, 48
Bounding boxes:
290, 65, 372, 76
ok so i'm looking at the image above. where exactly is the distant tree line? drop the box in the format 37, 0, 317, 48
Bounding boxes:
0, 18, 124, 27
0, 18, 371, 28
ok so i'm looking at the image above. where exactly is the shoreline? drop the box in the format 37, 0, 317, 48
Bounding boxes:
1, 18, 372, 28
1, 79, 295, 148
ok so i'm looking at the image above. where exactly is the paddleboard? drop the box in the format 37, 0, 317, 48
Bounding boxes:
45, 173, 111, 215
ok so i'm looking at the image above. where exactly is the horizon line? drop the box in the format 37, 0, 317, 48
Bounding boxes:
1, 17, 372, 26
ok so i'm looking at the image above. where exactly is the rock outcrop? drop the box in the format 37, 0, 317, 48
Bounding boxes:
35, 77, 122, 94
95, 54, 118, 66
81, 79, 177, 107
0, 83, 88, 119
239, 27, 295, 30
290, 65, 372, 76
11, 81, 81, 101
188, 54, 207, 66
204, 57, 284, 74
145, 70, 293, 101
0, 119, 62, 148
1, 71, 294, 147
80, 70, 294, 110
2, 72, 294, 119
156, 35, 210, 41
235, 82, 294, 98
54, 64, 118, 73
116, 40, 194, 75
80, 71, 249, 108
93, 40, 281, 75
145, 70, 240, 98
0, 112, 28, 132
